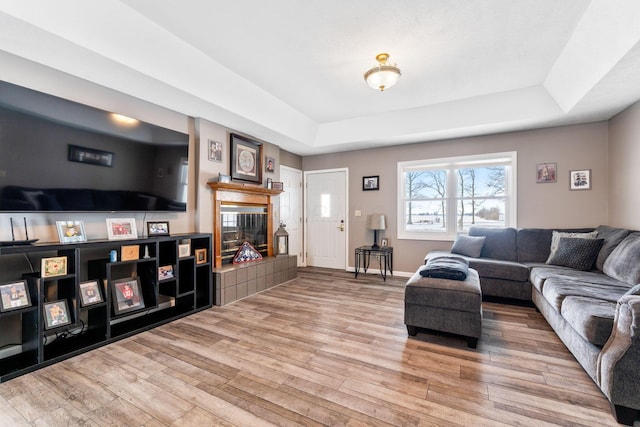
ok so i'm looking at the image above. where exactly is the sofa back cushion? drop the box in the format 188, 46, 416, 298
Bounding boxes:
603, 232, 640, 285
594, 225, 631, 271
517, 228, 594, 263
451, 235, 485, 258
468, 226, 517, 261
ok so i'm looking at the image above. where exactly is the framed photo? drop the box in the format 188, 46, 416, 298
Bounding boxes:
195, 248, 207, 265
208, 140, 223, 162
106, 218, 138, 240
0, 280, 31, 312
158, 265, 175, 281
111, 277, 145, 315
363, 175, 379, 191
272, 181, 284, 191
41, 256, 67, 278
68, 144, 113, 167
121, 245, 139, 261
230, 133, 262, 184
536, 163, 557, 183
265, 156, 275, 173
56, 220, 87, 244
147, 221, 170, 236
79, 280, 104, 307
570, 169, 592, 190
380, 238, 389, 247
178, 243, 190, 258
43, 299, 72, 329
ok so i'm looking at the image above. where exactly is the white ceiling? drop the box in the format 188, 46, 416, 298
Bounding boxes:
1, 1, 640, 155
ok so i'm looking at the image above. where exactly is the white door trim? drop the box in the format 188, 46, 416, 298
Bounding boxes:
304, 168, 349, 270
280, 165, 304, 266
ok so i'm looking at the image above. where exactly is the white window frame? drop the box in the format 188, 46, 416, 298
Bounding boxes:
397, 151, 517, 241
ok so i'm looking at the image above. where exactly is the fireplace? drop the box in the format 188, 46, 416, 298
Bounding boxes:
220, 204, 268, 264
208, 182, 282, 267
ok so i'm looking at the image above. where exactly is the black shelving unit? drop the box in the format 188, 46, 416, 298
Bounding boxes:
0, 233, 212, 382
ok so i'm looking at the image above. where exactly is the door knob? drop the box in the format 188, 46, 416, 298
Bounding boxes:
338, 220, 345, 231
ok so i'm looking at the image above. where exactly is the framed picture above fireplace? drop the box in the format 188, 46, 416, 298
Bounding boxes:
230, 133, 263, 184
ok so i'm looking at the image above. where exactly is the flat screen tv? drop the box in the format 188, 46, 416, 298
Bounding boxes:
0, 81, 189, 212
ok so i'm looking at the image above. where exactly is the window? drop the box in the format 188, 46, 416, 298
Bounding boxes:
397, 152, 517, 240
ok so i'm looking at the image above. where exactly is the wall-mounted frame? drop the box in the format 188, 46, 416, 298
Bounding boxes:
363, 175, 379, 191
536, 163, 557, 183
111, 277, 145, 315
56, 220, 87, 244
0, 280, 31, 312
68, 144, 113, 167
147, 221, 170, 236
265, 156, 275, 173
208, 140, 223, 162
41, 256, 67, 278
230, 133, 262, 184
570, 169, 591, 190
195, 248, 207, 264
43, 299, 72, 329
106, 218, 138, 240
79, 280, 104, 307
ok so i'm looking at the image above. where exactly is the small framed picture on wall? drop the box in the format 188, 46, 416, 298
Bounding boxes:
570, 169, 591, 190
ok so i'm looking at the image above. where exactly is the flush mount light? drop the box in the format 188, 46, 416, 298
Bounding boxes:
364, 53, 401, 91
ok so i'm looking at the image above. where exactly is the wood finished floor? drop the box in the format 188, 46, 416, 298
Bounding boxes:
0, 267, 632, 426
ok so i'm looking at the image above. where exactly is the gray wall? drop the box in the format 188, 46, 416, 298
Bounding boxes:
303, 122, 610, 274
608, 100, 640, 230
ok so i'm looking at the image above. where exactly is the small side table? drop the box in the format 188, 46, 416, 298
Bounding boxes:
355, 246, 393, 281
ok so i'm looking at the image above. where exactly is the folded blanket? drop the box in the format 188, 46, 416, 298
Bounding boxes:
419, 256, 469, 281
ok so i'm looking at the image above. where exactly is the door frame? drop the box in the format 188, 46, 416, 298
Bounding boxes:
303, 168, 349, 270
280, 165, 304, 266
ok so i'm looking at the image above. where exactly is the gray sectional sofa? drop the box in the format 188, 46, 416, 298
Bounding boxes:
425, 225, 640, 425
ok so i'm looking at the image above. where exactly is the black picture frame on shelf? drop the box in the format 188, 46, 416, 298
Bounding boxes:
0, 280, 31, 312
79, 280, 104, 307
111, 277, 145, 316
147, 221, 170, 236
230, 133, 262, 184
43, 299, 72, 330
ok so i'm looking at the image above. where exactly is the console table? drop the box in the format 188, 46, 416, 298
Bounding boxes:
354, 246, 393, 281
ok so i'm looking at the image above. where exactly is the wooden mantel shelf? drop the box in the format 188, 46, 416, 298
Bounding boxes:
207, 182, 283, 196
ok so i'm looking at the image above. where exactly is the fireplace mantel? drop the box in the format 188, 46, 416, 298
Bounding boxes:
208, 182, 282, 267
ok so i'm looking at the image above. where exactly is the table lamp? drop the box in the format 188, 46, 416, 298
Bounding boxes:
366, 213, 386, 249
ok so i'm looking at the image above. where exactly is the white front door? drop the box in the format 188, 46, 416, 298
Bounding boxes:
305, 169, 348, 269
279, 166, 303, 266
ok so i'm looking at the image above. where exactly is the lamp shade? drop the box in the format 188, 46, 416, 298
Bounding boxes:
366, 214, 386, 231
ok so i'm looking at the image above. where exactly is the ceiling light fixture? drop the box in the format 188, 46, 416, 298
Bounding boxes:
364, 53, 401, 91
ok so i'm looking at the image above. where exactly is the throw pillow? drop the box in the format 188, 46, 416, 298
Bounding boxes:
547, 230, 598, 263
546, 237, 604, 271
603, 232, 640, 286
450, 235, 486, 258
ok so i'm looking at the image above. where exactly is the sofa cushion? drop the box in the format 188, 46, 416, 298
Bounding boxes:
529, 265, 626, 293
517, 228, 553, 263
541, 277, 631, 312
469, 226, 517, 261
546, 237, 604, 271
451, 235, 485, 258
561, 296, 616, 347
547, 230, 598, 262
467, 258, 530, 282
594, 225, 631, 271
603, 232, 640, 286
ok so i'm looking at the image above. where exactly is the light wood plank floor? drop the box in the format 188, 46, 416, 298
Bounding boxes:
0, 267, 633, 426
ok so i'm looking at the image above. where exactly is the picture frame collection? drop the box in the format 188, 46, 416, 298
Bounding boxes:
536, 163, 593, 190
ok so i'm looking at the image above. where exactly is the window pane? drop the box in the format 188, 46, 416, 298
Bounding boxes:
456, 198, 506, 232
405, 170, 447, 199
405, 201, 447, 232
456, 167, 505, 197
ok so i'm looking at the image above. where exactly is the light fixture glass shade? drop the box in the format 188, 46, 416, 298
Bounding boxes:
364, 53, 401, 91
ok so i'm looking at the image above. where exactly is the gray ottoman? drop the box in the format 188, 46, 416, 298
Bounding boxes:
404, 267, 482, 348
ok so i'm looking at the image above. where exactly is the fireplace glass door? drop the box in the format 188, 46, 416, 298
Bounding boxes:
220, 204, 268, 264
